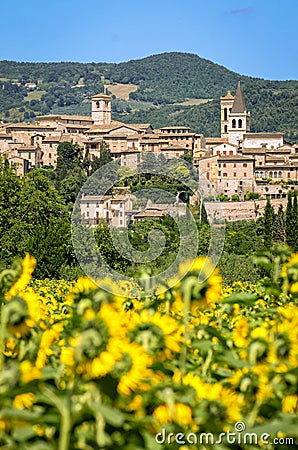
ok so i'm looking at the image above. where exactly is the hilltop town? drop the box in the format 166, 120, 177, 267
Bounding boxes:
1, 81, 297, 222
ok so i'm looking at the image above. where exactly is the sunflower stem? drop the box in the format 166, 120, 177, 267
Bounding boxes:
180, 278, 194, 380
41, 385, 72, 450
0, 303, 4, 371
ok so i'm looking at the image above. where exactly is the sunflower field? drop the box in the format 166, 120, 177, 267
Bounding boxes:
0, 250, 298, 450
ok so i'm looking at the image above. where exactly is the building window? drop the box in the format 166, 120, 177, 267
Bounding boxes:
218, 163, 221, 167
49, 153, 52, 159
96, 101, 100, 108
238, 119, 242, 128
223, 173, 227, 177
233, 163, 236, 168
223, 163, 226, 168
224, 108, 228, 121
217, 151, 220, 155
28, 152, 31, 159
206, 172, 210, 180
232, 119, 236, 129
218, 171, 221, 176
86, 211, 89, 217
229, 150, 233, 155
86, 203, 89, 208
243, 163, 247, 167
50, 143, 52, 148
244, 172, 247, 177
224, 125, 228, 133
207, 163, 210, 168
233, 172, 236, 177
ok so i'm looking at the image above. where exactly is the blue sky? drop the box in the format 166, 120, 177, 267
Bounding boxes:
1, 0, 297, 80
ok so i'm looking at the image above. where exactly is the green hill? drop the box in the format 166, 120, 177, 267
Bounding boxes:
0, 52, 297, 141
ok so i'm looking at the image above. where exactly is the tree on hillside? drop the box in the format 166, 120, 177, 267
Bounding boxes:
273, 203, 285, 244
263, 198, 274, 249
0, 162, 76, 277
285, 193, 295, 250
55, 141, 86, 204
90, 141, 112, 174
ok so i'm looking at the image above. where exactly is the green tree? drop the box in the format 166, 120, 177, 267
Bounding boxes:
263, 198, 274, 249
91, 141, 112, 174
273, 204, 285, 244
285, 193, 295, 249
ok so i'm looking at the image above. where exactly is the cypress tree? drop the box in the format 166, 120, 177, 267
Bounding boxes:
263, 197, 274, 249
293, 191, 298, 251
273, 203, 285, 244
285, 193, 294, 249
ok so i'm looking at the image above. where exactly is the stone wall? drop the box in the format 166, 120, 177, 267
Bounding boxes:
205, 198, 288, 223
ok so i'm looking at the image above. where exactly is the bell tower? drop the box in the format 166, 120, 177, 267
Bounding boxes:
91, 93, 112, 126
228, 82, 250, 146
220, 90, 234, 138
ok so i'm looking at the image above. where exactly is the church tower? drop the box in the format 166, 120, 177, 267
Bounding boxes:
220, 90, 234, 138
228, 82, 250, 147
91, 93, 112, 126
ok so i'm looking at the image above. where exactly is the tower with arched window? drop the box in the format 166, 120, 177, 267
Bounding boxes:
91, 93, 112, 126
220, 90, 234, 138
228, 82, 250, 146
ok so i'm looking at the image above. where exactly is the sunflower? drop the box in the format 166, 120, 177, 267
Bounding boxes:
20, 361, 42, 384
13, 393, 35, 410
35, 323, 64, 369
62, 303, 124, 379
5, 254, 36, 300
128, 309, 182, 359
114, 341, 153, 396
177, 257, 222, 312
153, 402, 193, 427
232, 318, 249, 348
180, 373, 243, 423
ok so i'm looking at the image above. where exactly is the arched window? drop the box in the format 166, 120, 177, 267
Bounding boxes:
96, 101, 100, 108
255, 171, 259, 178
238, 119, 242, 128
269, 171, 273, 178
232, 119, 236, 129
224, 108, 228, 121
274, 172, 277, 178
224, 125, 227, 133
278, 171, 282, 178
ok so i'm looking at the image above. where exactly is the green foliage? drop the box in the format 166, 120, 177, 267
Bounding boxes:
263, 198, 275, 249
286, 191, 298, 251
0, 158, 75, 277
90, 141, 112, 174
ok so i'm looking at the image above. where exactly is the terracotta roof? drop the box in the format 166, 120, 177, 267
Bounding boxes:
92, 93, 112, 99
63, 123, 90, 129
220, 90, 234, 100
6, 123, 56, 130
231, 82, 246, 114
242, 148, 266, 154
160, 126, 191, 130
42, 134, 62, 142
134, 209, 167, 218
60, 115, 92, 122
206, 137, 227, 143
218, 155, 254, 161
87, 120, 125, 133
18, 146, 37, 151
244, 133, 284, 138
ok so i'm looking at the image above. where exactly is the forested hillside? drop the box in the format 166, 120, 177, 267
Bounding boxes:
0, 52, 297, 141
